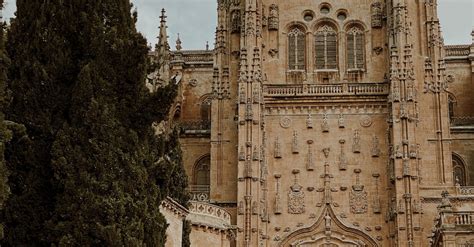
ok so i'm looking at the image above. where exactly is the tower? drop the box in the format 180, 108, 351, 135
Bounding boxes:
163, 0, 474, 246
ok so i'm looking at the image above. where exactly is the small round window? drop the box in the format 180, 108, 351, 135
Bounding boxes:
337, 12, 347, 21
320, 6, 330, 14
303, 10, 314, 22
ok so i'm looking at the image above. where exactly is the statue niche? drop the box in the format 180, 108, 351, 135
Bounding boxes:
268, 4, 279, 30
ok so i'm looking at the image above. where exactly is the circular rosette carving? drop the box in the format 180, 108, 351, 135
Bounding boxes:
280, 117, 292, 128
360, 115, 372, 127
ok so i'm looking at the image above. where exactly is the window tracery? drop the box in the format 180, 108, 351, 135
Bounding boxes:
315, 25, 337, 70
288, 27, 306, 70
347, 26, 365, 70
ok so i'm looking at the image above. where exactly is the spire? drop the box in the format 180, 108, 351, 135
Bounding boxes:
175, 33, 182, 51
156, 8, 169, 53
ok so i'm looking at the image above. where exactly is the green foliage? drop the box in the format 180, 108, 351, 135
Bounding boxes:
182, 220, 191, 247
0, 0, 10, 240
3, 0, 188, 245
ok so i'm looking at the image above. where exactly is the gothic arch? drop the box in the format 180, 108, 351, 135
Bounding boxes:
345, 23, 366, 70
279, 206, 378, 247
313, 20, 338, 71
343, 20, 368, 32
452, 153, 468, 186
312, 18, 340, 32
284, 21, 309, 33
199, 94, 212, 122
287, 25, 307, 71
193, 154, 211, 186
447, 92, 457, 120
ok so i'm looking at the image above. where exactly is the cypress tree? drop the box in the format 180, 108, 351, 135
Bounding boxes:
4, 0, 188, 245
0, 0, 10, 240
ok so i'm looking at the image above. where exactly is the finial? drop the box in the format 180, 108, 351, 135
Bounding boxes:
176, 33, 182, 51
206, 41, 209, 50
160, 8, 167, 23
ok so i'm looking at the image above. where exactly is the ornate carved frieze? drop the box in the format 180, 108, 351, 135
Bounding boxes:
288, 169, 305, 214
350, 169, 368, 214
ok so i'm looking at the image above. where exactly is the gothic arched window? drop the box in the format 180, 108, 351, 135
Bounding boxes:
200, 96, 212, 122
453, 154, 467, 186
347, 26, 365, 70
288, 27, 306, 70
315, 25, 338, 70
193, 155, 210, 186
448, 94, 456, 121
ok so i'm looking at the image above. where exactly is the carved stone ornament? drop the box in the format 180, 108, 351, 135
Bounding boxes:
292, 131, 299, 154
360, 115, 372, 127
230, 10, 241, 33
307, 140, 314, 171
189, 78, 198, 87
306, 113, 313, 129
288, 169, 305, 214
350, 169, 368, 214
274, 137, 282, 158
371, 2, 383, 28
239, 86, 246, 104
238, 201, 244, 215
352, 129, 361, 153
338, 139, 348, 170
274, 174, 282, 214
239, 146, 245, 161
280, 116, 291, 128
338, 113, 345, 128
268, 4, 279, 31
371, 135, 381, 157
322, 147, 330, 159
321, 113, 329, 132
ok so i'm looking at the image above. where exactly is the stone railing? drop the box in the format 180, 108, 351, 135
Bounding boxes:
451, 116, 474, 127
263, 82, 388, 97
188, 201, 232, 225
178, 120, 211, 132
188, 185, 210, 202
456, 186, 474, 196
453, 212, 474, 226
445, 45, 470, 57
171, 50, 214, 64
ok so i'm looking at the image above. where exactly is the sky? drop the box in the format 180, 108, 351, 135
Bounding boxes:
2, 0, 473, 50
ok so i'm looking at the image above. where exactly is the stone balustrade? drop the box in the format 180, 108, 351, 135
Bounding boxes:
188, 185, 211, 202
263, 82, 388, 97
188, 201, 232, 225
451, 116, 474, 127
453, 212, 474, 226
456, 186, 474, 195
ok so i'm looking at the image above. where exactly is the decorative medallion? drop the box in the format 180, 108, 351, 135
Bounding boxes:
280, 116, 291, 128
189, 78, 198, 87
360, 115, 373, 127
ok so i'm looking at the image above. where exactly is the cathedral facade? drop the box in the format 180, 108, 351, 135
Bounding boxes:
152, 0, 474, 246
